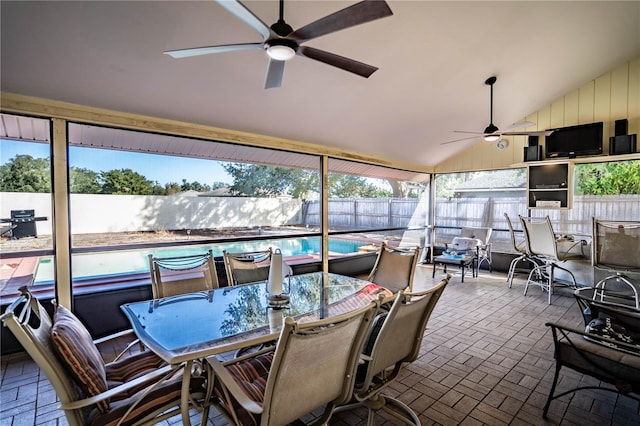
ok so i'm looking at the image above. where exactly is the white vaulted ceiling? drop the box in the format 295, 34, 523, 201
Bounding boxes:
1, 1, 639, 169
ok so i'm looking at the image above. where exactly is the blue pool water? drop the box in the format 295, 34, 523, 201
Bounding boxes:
34, 237, 366, 285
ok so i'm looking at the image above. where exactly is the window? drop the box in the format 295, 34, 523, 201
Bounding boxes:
64, 123, 325, 289
325, 158, 431, 257
0, 113, 53, 301
434, 168, 527, 253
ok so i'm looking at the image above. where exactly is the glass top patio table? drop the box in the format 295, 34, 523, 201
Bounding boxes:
121, 272, 392, 364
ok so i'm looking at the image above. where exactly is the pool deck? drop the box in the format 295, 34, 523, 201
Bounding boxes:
1, 257, 38, 295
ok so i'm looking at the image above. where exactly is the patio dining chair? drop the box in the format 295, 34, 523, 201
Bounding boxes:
366, 241, 419, 293
223, 248, 275, 286
519, 215, 583, 304
333, 275, 450, 425
591, 217, 640, 308
207, 297, 379, 425
148, 249, 218, 299
504, 212, 538, 288
0, 287, 207, 426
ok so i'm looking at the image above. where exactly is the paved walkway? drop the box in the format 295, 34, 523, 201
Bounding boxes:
1, 265, 638, 425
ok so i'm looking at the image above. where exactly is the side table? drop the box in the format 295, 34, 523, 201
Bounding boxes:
432, 255, 476, 282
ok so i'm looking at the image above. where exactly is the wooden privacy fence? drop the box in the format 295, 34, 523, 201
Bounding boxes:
304, 195, 639, 253
304, 198, 425, 229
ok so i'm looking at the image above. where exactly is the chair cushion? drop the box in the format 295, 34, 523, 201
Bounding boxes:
106, 351, 167, 398
88, 375, 205, 426
214, 351, 274, 426
51, 305, 109, 413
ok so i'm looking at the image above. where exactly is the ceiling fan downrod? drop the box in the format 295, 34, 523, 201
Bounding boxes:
484, 76, 498, 135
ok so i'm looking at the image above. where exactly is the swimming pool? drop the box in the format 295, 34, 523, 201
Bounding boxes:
34, 237, 367, 285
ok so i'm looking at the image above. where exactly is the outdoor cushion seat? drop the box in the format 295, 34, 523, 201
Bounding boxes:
213, 351, 274, 426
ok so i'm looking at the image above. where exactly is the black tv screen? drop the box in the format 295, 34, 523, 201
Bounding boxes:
545, 122, 603, 159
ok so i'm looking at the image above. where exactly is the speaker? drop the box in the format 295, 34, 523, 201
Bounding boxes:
609, 134, 637, 155
615, 119, 628, 136
527, 135, 539, 146
524, 145, 542, 162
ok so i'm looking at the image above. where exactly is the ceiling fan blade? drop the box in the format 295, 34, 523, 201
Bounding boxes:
164, 43, 263, 58
441, 135, 480, 145
502, 130, 555, 137
298, 46, 377, 78
215, 0, 273, 40
502, 121, 535, 132
264, 59, 285, 89
289, 0, 393, 44
453, 130, 485, 135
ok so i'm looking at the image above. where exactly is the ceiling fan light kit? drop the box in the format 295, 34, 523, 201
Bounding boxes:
165, 0, 393, 89
265, 39, 297, 61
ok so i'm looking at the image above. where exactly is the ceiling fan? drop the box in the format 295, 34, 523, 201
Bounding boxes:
164, 0, 393, 89
442, 76, 553, 145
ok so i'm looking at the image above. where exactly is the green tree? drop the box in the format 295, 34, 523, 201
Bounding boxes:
223, 163, 310, 197
575, 161, 640, 195
100, 168, 155, 195
164, 182, 182, 195
0, 154, 51, 192
328, 173, 391, 198
69, 167, 101, 193
180, 179, 211, 192
223, 163, 393, 199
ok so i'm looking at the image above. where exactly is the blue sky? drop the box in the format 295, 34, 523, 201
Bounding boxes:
1, 139, 232, 185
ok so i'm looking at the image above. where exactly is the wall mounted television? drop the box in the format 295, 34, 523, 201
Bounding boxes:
545, 122, 603, 159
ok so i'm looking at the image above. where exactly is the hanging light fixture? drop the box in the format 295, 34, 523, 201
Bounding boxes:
265, 39, 297, 61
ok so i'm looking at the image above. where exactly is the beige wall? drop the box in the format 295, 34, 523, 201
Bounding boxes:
436, 57, 640, 172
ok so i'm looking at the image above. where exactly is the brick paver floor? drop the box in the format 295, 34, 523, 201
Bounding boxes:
1, 265, 638, 425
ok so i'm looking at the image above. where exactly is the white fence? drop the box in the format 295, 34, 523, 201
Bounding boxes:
1, 192, 637, 240
0, 192, 303, 235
